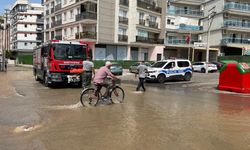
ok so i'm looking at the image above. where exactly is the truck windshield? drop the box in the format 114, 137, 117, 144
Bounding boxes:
152, 62, 167, 68
53, 44, 86, 60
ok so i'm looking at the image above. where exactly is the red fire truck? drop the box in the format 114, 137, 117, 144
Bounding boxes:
33, 40, 92, 87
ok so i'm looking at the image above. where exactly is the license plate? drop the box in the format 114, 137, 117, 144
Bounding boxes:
67, 75, 80, 83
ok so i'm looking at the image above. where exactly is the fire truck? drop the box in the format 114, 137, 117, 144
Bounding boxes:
33, 40, 92, 87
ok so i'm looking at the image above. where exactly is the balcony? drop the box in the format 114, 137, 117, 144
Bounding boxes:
75, 31, 97, 39
118, 34, 128, 42
224, 20, 250, 29
46, 9, 49, 15
36, 36, 43, 41
139, 19, 145, 26
120, 0, 129, 6
136, 36, 164, 44
166, 39, 199, 45
51, 8, 55, 13
221, 37, 250, 45
137, 0, 162, 14
119, 16, 128, 25
36, 18, 44, 23
148, 21, 158, 29
55, 20, 62, 26
46, 24, 49, 29
178, 24, 203, 31
225, 2, 250, 12
55, 4, 62, 11
51, 22, 55, 28
75, 12, 97, 21
168, 7, 204, 17
55, 35, 62, 40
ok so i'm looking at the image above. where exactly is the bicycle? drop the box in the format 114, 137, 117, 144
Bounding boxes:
80, 78, 125, 107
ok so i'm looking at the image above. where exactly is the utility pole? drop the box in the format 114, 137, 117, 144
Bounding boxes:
205, 7, 216, 73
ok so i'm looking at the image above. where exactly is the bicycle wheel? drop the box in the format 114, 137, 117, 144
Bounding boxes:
110, 86, 125, 103
80, 88, 99, 107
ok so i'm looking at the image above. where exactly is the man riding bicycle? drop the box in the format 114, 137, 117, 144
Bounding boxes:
93, 61, 120, 100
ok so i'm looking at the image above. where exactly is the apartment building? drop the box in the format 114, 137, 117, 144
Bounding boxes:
202, 0, 250, 56
10, 0, 43, 56
165, 0, 218, 61
43, 0, 166, 61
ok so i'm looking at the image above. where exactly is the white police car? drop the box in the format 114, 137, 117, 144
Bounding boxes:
146, 59, 192, 83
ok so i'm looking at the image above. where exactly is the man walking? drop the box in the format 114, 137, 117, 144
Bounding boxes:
82, 57, 95, 88
135, 61, 148, 91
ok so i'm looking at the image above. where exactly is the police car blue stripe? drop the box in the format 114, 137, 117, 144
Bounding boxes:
159, 68, 192, 74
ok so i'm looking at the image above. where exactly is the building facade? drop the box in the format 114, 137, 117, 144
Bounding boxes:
203, 0, 250, 56
43, 0, 166, 61
10, 0, 43, 55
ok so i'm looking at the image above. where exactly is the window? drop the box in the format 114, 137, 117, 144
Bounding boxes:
119, 27, 126, 35
177, 61, 190, 67
24, 42, 27, 46
70, 10, 73, 19
30, 42, 32, 44
25, 24, 27, 28
70, 28, 73, 35
167, 19, 171, 24
139, 12, 144, 19
152, 62, 167, 68
119, 10, 127, 17
64, 29, 67, 36
64, 12, 67, 21
25, 34, 27, 37
149, 15, 157, 22
137, 30, 148, 37
164, 62, 175, 69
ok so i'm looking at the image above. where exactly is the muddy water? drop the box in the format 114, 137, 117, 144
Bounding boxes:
1, 66, 250, 150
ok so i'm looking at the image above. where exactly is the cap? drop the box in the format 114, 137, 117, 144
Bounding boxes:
105, 61, 112, 66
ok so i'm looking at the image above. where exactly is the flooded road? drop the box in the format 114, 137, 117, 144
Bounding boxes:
1, 66, 250, 150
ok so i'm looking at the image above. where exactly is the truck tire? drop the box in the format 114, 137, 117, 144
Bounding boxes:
44, 73, 51, 87
184, 72, 192, 81
157, 74, 166, 83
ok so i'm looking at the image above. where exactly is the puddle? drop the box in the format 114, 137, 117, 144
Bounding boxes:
44, 101, 83, 110
14, 124, 42, 133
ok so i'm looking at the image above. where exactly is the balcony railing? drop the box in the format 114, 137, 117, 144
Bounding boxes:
148, 21, 158, 29
168, 8, 204, 16
51, 22, 55, 28
55, 4, 62, 11
46, 24, 49, 29
139, 19, 145, 26
221, 37, 250, 45
166, 39, 199, 45
119, 16, 128, 25
75, 12, 97, 21
136, 36, 164, 44
75, 31, 97, 39
224, 20, 250, 29
55, 20, 62, 26
178, 24, 203, 30
36, 18, 44, 23
225, 2, 250, 12
120, 0, 129, 6
118, 34, 128, 42
137, 0, 162, 13
36, 36, 43, 41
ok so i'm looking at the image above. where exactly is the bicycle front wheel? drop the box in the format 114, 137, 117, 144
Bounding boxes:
110, 86, 125, 103
80, 88, 99, 107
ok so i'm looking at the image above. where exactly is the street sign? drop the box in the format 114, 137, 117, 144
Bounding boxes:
194, 42, 207, 48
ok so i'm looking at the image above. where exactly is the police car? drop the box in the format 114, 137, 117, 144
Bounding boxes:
146, 59, 192, 83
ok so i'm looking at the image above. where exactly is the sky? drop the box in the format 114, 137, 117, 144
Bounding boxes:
0, 0, 41, 15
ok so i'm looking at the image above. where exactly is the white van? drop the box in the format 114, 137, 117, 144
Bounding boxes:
146, 59, 192, 83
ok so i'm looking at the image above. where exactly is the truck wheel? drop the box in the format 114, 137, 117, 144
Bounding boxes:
34, 71, 39, 81
44, 73, 51, 87
157, 74, 166, 83
201, 68, 206, 73
184, 72, 192, 81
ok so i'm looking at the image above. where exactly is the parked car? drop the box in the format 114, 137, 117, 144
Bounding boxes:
110, 63, 123, 75
146, 59, 193, 83
210, 61, 224, 70
129, 62, 152, 73
192, 62, 217, 73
